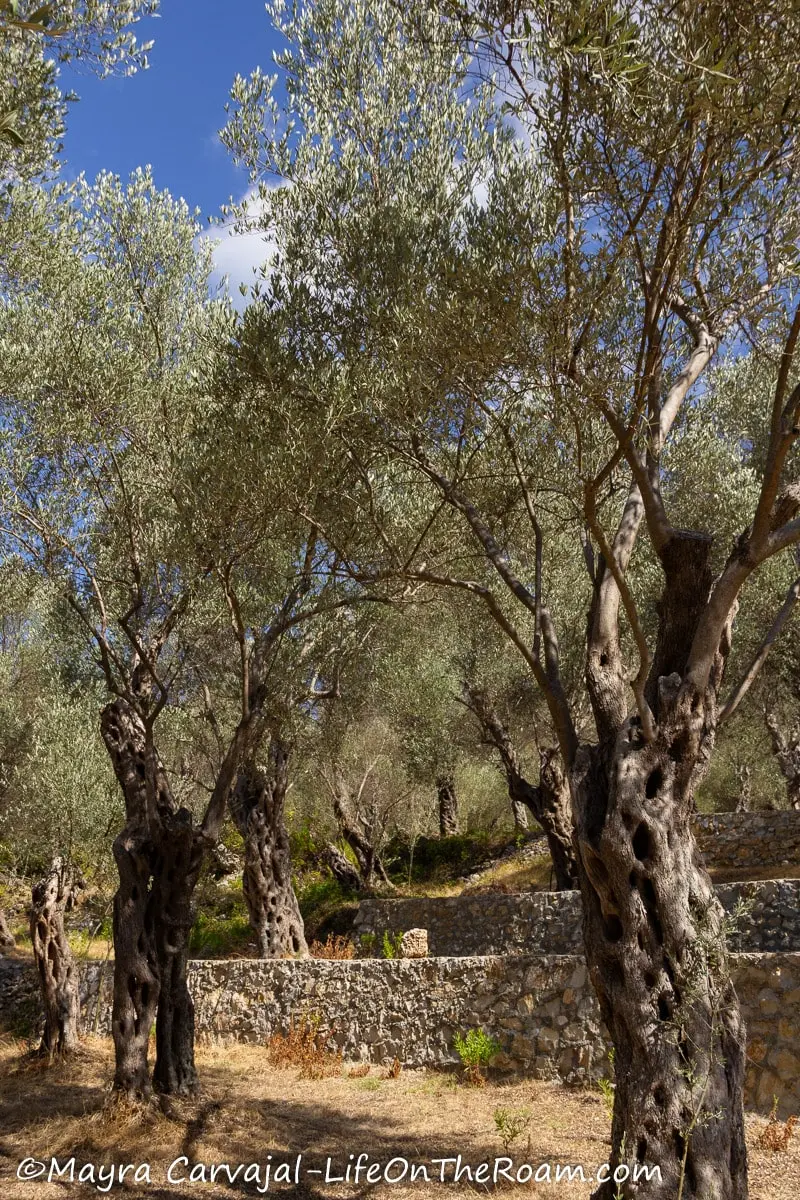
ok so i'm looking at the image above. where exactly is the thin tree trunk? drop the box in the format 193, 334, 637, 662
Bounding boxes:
0, 907, 15, 951
29, 857, 81, 1058
323, 843, 363, 891
436, 773, 459, 837
765, 709, 800, 810
230, 742, 308, 958
330, 776, 392, 888
463, 684, 577, 889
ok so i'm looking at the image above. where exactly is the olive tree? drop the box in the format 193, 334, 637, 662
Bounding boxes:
0, 1, 157, 183
0, 172, 327, 1092
225, 2, 800, 1195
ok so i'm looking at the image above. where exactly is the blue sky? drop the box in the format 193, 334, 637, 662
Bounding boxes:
59, 0, 283, 294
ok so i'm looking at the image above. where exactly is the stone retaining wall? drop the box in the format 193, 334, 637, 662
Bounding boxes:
693, 809, 800, 870
1, 952, 798, 1117
354, 879, 800, 958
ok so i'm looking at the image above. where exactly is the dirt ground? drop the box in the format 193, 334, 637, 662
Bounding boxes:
0, 1037, 797, 1199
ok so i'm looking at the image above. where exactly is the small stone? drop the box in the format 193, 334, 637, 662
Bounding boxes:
400, 929, 428, 959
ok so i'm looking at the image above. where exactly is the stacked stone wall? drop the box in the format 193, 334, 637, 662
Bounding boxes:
354, 879, 800, 958
1, 952, 798, 1116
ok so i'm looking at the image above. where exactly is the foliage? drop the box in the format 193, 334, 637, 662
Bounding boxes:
493, 1105, 531, 1153
453, 1027, 501, 1085
0, 1, 158, 183
380, 929, 403, 960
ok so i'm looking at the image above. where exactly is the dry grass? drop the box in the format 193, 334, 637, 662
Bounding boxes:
266, 1020, 343, 1080
461, 854, 555, 895
0, 1037, 797, 1199
308, 935, 356, 961
754, 1100, 798, 1153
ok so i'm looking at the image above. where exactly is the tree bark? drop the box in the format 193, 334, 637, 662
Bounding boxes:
230, 741, 308, 958
323, 843, 363, 891
101, 698, 212, 1095
765, 708, 800, 809
436, 773, 459, 836
101, 689, 258, 1096
463, 684, 577, 889
576, 530, 747, 1199
0, 907, 15, 951
102, 699, 164, 1097
511, 798, 529, 829
29, 857, 81, 1058
330, 773, 392, 889
150, 808, 205, 1095
110, 822, 159, 1096
571, 697, 746, 1199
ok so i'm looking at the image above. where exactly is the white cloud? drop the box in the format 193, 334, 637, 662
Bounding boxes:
196, 186, 282, 310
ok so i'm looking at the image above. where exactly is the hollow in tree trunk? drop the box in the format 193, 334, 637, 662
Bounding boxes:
231, 741, 308, 958
29, 857, 81, 1058
436, 773, 459, 836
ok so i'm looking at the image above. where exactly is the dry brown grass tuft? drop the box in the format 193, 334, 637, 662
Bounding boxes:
755, 1099, 798, 1152
308, 933, 356, 960
267, 1017, 343, 1079
383, 1057, 401, 1080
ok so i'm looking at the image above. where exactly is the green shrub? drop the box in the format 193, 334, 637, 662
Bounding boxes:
494, 1105, 531, 1152
453, 1027, 501, 1085
188, 912, 252, 957
359, 932, 377, 957
381, 929, 403, 959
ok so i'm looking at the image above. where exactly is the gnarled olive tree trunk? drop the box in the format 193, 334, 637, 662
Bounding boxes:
230, 741, 308, 959
323, 843, 363, 891
575, 531, 747, 1199
29, 857, 81, 1058
436, 773, 459, 836
511, 798, 529, 830
330, 770, 393, 889
101, 697, 232, 1096
463, 685, 576, 889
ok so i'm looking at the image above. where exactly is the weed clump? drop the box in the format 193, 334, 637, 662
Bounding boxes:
453, 1028, 501, 1087
267, 1018, 342, 1080
308, 934, 355, 960
755, 1098, 797, 1152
